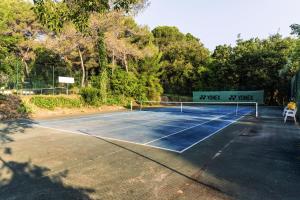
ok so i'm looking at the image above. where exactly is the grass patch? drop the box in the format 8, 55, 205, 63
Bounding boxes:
106, 96, 131, 106
30, 96, 82, 110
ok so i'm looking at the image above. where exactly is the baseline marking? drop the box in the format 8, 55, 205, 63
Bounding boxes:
33, 124, 181, 153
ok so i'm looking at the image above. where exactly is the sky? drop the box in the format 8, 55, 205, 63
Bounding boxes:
135, 0, 300, 50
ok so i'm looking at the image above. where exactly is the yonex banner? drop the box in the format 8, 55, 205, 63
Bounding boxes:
193, 90, 264, 104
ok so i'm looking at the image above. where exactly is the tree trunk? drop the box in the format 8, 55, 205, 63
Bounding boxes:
22, 47, 30, 77
112, 49, 115, 75
123, 53, 128, 73
78, 47, 85, 87
22, 59, 29, 78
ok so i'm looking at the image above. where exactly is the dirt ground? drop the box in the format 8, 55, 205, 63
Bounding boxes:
1, 107, 300, 200
29, 105, 126, 120
21, 95, 127, 120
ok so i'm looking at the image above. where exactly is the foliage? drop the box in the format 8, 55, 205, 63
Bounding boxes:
79, 87, 101, 106
209, 34, 296, 104
17, 102, 32, 115
0, 95, 29, 120
106, 95, 132, 106
153, 26, 210, 95
33, 0, 147, 33
111, 69, 143, 99
30, 96, 82, 110
30, 48, 71, 88
137, 54, 163, 100
0, 72, 8, 86
0, 56, 24, 89
0, 0, 45, 89
1, 1, 300, 106
285, 24, 300, 79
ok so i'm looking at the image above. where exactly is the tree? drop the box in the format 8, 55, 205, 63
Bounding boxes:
152, 26, 210, 95
30, 47, 71, 88
209, 35, 296, 105
285, 24, 300, 77
209, 45, 237, 90
45, 24, 96, 87
33, 0, 149, 93
138, 54, 163, 100
0, 0, 44, 87
290, 24, 300, 36
89, 12, 157, 73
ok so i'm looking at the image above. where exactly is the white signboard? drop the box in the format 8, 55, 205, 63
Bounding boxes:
58, 76, 74, 84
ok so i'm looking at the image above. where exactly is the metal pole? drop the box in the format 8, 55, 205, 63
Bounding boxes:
66, 83, 69, 95
236, 102, 239, 116
130, 101, 133, 111
140, 101, 142, 111
180, 102, 183, 113
16, 62, 19, 95
256, 103, 258, 118
52, 66, 54, 95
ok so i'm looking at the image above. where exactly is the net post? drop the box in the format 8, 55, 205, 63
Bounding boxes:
180, 102, 183, 113
255, 102, 258, 118
236, 102, 239, 116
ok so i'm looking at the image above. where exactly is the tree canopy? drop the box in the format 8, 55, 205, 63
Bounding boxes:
0, 0, 299, 105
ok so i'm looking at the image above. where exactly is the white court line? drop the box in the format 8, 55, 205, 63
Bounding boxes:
33, 124, 181, 153
77, 113, 193, 133
34, 110, 253, 154
178, 111, 252, 153
144, 115, 223, 145
41, 111, 215, 133
40, 110, 178, 126
38, 110, 145, 124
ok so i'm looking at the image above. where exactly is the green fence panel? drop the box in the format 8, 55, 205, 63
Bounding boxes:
193, 90, 264, 104
291, 71, 300, 118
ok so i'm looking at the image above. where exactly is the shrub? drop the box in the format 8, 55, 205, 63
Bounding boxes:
106, 95, 131, 106
0, 95, 29, 120
17, 102, 32, 114
80, 87, 101, 106
30, 96, 82, 110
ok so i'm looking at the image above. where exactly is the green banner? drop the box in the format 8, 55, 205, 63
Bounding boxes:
291, 71, 300, 118
193, 90, 264, 104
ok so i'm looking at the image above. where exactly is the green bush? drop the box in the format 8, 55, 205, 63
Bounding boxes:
17, 103, 32, 114
30, 96, 82, 110
106, 95, 131, 106
80, 87, 101, 105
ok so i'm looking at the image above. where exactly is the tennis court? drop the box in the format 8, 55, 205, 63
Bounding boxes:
35, 102, 257, 153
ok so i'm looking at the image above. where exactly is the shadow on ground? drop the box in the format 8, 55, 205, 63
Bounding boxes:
0, 120, 95, 200
0, 120, 32, 144
88, 107, 300, 200
1, 107, 300, 200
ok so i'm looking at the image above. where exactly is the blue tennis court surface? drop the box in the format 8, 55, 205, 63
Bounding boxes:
36, 105, 254, 153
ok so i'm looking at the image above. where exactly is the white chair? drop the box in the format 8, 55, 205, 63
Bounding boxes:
283, 106, 288, 116
284, 108, 297, 123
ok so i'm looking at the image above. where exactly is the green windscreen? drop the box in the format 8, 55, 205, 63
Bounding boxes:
291, 71, 300, 105
193, 90, 264, 104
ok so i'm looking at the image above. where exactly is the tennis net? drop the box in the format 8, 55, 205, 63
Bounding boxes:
131, 101, 258, 117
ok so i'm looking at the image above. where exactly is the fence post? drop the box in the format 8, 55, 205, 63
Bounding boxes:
180, 102, 183, 113
256, 103, 258, 118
